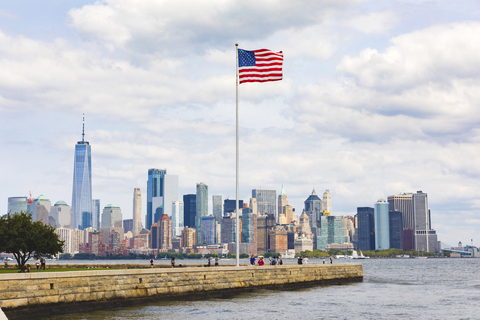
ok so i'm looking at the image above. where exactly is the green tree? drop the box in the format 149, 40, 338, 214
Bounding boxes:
0, 212, 64, 270
59, 253, 72, 260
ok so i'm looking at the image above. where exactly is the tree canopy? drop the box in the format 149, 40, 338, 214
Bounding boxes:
0, 211, 64, 270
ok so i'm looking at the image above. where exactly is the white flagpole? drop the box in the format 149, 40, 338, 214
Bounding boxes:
235, 43, 240, 267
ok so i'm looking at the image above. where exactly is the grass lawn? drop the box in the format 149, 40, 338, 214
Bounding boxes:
0, 267, 111, 274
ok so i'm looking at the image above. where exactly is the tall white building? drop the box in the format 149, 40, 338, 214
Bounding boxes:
72, 228, 83, 253
323, 190, 332, 214
50, 201, 72, 228
172, 200, 184, 237
212, 195, 222, 221
374, 199, 390, 250
133, 188, 142, 236
55, 228, 74, 254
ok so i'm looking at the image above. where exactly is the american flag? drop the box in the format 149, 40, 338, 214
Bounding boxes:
238, 48, 283, 84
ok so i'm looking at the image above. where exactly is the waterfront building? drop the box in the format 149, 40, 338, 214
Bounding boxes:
55, 228, 74, 254
252, 189, 276, 218
158, 214, 172, 250
123, 219, 133, 234
50, 201, 72, 228
387, 193, 414, 229
88, 230, 104, 257
7, 197, 28, 215
132, 188, 142, 236
268, 226, 288, 253
256, 213, 276, 255
294, 237, 313, 254
221, 217, 238, 244
183, 194, 196, 229
278, 185, 288, 224
71, 117, 92, 230
413, 191, 438, 252
212, 195, 222, 221
31, 195, 51, 224
323, 190, 332, 214
316, 215, 349, 251
342, 216, 356, 244
389, 211, 403, 249
284, 205, 297, 225
403, 228, 414, 251
172, 200, 184, 237
249, 198, 258, 214
200, 216, 217, 245
92, 199, 100, 230
196, 183, 208, 243
181, 227, 196, 248
374, 199, 390, 250
357, 207, 375, 251
146, 168, 178, 230
101, 204, 122, 229
224, 199, 243, 215
297, 210, 313, 240
150, 223, 158, 249
304, 189, 322, 226
242, 208, 257, 255
109, 230, 121, 251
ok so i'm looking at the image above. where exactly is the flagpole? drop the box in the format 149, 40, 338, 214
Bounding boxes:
235, 43, 240, 267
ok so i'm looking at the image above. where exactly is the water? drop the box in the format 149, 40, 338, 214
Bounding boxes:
36, 259, 480, 320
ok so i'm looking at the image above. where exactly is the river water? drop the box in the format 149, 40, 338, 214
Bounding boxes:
35, 258, 480, 320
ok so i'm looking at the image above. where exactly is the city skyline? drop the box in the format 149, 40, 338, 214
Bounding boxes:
2, 1, 480, 247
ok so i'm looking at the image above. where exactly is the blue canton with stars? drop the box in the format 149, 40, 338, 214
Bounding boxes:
238, 49, 256, 67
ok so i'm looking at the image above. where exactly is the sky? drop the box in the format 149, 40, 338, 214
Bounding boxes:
1, 0, 480, 248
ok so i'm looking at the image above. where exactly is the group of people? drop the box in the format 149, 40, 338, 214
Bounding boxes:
206, 256, 219, 267
297, 256, 309, 265
249, 255, 283, 266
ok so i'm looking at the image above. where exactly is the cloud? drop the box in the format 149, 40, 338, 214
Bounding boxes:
346, 10, 399, 34
67, 0, 357, 56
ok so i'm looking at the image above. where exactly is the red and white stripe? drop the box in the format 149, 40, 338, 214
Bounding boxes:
239, 49, 283, 84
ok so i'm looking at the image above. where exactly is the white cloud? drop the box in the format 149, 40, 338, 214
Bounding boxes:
346, 10, 399, 34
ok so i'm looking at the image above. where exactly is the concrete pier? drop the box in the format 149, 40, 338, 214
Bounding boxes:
0, 263, 363, 319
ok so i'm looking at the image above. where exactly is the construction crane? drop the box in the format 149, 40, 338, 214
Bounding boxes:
27, 187, 37, 205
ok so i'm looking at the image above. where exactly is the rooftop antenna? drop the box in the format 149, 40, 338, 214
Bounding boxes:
82, 113, 85, 142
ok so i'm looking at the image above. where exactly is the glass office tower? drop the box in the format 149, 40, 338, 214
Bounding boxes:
71, 117, 92, 230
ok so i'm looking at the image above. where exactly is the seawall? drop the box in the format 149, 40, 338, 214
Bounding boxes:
1, 263, 363, 319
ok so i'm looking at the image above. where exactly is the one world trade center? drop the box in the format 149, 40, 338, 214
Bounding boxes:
72, 115, 92, 230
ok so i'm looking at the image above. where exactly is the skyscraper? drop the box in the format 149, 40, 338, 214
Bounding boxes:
389, 210, 403, 249
356, 207, 375, 251
196, 183, 208, 243
242, 208, 257, 248
201, 216, 217, 245
101, 204, 122, 229
172, 200, 184, 237
252, 189, 276, 217
7, 197, 28, 215
413, 191, 438, 252
146, 169, 178, 230
316, 215, 349, 251
133, 188, 142, 236
71, 116, 92, 230
278, 185, 288, 223
31, 195, 51, 224
183, 194, 196, 228
92, 199, 100, 230
158, 214, 172, 250
323, 190, 332, 214
147, 169, 165, 230
387, 193, 414, 229
49, 201, 72, 228
304, 189, 322, 226
224, 199, 243, 215
212, 195, 223, 221
374, 199, 390, 250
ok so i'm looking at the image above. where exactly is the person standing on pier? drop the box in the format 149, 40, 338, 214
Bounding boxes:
171, 257, 175, 268
150, 257, 154, 268
258, 257, 265, 266
36, 257, 40, 271
250, 255, 256, 266
303, 256, 308, 266
40, 256, 46, 270
215, 256, 219, 267
4, 258, 8, 268
297, 256, 303, 265
207, 257, 211, 267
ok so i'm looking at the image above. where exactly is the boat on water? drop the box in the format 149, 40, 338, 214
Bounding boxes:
350, 250, 369, 259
